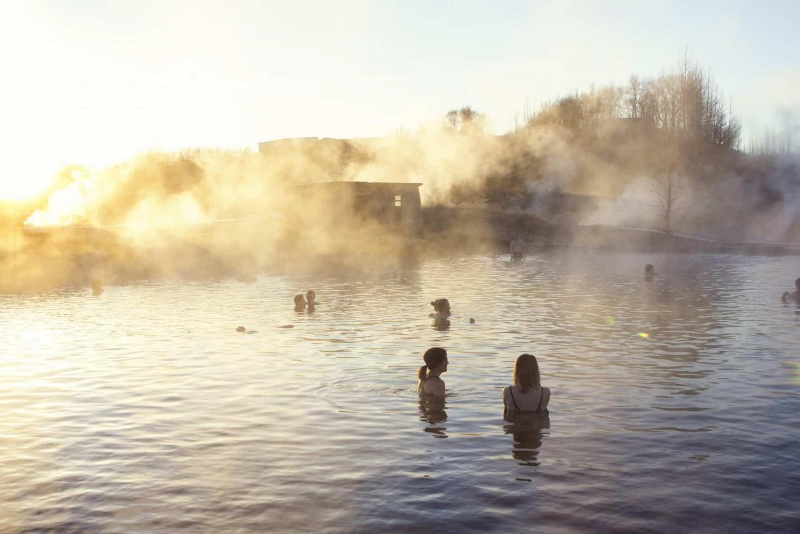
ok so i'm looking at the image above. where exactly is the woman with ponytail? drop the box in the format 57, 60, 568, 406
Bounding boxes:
418, 347, 448, 399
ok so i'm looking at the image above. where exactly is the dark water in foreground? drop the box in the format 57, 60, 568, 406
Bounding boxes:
2, 252, 799, 533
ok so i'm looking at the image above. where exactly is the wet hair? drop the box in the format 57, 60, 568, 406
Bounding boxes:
513, 354, 541, 393
430, 298, 451, 314
645, 264, 654, 273
418, 347, 447, 381
306, 289, 316, 302
294, 294, 305, 307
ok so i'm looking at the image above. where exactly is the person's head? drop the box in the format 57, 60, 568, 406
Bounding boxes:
418, 347, 448, 380
513, 354, 541, 393
431, 298, 451, 315
795, 278, 800, 291
294, 294, 306, 309
306, 290, 316, 304
645, 264, 654, 274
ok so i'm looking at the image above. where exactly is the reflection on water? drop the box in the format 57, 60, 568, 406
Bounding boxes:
504, 411, 550, 467
432, 317, 450, 331
418, 397, 448, 438
2, 252, 800, 532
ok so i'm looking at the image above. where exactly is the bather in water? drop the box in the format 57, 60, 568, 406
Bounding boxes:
430, 299, 451, 330
91, 278, 103, 296
294, 294, 306, 312
418, 347, 448, 399
645, 264, 655, 281
510, 234, 525, 262
782, 278, 800, 303
429, 298, 451, 318
504, 354, 550, 413
306, 290, 316, 312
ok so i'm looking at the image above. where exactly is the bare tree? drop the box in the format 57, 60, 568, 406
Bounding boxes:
650, 133, 692, 234
444, 106, 486, 135
625, 75, 642, 119
446, 110, 459, 134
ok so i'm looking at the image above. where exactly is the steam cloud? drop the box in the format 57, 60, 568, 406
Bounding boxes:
2, 99, 798, 293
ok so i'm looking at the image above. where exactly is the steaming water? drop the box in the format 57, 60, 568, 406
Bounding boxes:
2, 252, 799, 533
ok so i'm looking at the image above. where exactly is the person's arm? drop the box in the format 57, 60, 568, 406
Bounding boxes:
503, 387, 510, 410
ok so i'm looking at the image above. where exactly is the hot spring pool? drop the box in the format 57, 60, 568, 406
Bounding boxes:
1, 252, 799, 532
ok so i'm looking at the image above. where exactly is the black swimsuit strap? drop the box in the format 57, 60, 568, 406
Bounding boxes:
537, 387, 545, 411
508, 387, 520, 412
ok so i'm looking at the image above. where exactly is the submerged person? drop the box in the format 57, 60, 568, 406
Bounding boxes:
91, 278, 103, 296
306, 290, 316, 312
645, 264, 655, 281
294, 294, 306, 312
429, 299, 451, 330
782, 278, 800, 303
418, 347, 448, 399
430, 298, 451, 318
504, 354, 550, 413
510, 234, 525, 262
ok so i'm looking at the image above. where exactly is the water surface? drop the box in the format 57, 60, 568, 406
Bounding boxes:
2, 252, 799, 533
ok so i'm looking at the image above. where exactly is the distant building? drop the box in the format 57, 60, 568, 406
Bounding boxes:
289, 181, 422, 237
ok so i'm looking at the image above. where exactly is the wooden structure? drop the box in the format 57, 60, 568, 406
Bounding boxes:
289, 181, 423, 237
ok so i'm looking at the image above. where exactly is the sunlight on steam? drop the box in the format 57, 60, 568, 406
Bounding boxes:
25, 179, 89, 227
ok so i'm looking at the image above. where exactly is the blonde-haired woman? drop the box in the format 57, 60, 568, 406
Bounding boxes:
504, 354, 550, 412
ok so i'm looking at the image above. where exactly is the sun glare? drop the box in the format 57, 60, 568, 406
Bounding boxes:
0, 159, 59, 202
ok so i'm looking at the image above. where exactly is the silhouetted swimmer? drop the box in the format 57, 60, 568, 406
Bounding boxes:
429, 298, 451, 318
418, 347, 448, 399
236, 326, 246, 332
469, 317, 475, 324
504, 354, 550, 413
510, 234, 525, 262
429, 299, 451, 330
644, 264, 655, 281
782, 278, 800, 303
306, 290, 316, 312
91, 278, 103, 296
294, 294, 306, 312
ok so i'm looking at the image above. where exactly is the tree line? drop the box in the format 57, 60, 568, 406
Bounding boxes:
520, 55, 742, 149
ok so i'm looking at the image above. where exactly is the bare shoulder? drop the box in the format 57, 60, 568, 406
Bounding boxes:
424, 376, 446, 398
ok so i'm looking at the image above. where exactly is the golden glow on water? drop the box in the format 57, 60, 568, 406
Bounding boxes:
1, 254, 799, 532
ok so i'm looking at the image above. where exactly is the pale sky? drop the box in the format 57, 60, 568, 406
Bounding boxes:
1, 0, 799, 200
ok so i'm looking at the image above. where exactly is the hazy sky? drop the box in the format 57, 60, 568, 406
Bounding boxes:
1, 0, 798, 199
